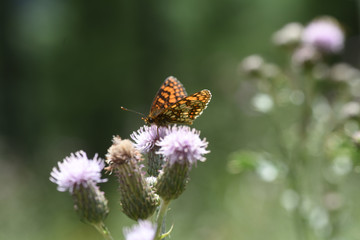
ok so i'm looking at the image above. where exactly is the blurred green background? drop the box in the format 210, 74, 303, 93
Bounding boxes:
1, 0, 360, 239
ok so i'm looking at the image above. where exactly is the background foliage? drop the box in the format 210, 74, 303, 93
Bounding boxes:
1, 0, 360, 239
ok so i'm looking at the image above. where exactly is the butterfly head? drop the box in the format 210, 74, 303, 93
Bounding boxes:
143, 116, 154, 125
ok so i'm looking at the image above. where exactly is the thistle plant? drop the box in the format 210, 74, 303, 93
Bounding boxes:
231, 16, 360, 239
50, 151, 112, 239
50, 125, 209, 240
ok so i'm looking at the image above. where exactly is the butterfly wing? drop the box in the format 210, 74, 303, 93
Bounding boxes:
148, 76, 188, 118
157, 89, 212, 125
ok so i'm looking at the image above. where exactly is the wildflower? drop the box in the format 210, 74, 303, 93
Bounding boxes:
50, 151, 109, 225
50, 151, 107, 193
239, 55, 264, 77
302, 16, 344, 53
131, 125, 167, 153
341, 101, 360, 118
123, 220, 156, 240
292, 45, 320, 67
272, 22, 303, 48
156, 125, 209, 166
155, 126, 209, 201
330, 63, 360, 82
106, 136, 159, 220
131, 125, 168, 176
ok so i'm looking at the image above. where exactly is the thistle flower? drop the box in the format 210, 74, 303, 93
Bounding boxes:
302, 16, 344, 53
156, 125, 209, 166
50, 151, 109, 225
106, 136, 159, 220
131, 125, 167, 153
131, 125, 167, 176
50, 151, 107, 193
123, 220, 157, 240
155, 126, 209, 201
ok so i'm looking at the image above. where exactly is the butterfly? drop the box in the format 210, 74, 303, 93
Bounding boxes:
123, 76, 211, 126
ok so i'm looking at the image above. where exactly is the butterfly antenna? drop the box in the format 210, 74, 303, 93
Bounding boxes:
121, 106, 146, 118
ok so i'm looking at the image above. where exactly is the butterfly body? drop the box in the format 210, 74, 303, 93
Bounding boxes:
144, 76, 211, 126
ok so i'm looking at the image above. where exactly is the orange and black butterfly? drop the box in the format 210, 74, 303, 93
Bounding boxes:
122, 76, 211, 126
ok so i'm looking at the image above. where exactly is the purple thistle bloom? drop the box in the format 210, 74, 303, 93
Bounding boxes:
156, 125, 209, 165
50, 151, 107, 193
131, 125, 167, 153
123, 220, 156, 240
302, 17, 344, 53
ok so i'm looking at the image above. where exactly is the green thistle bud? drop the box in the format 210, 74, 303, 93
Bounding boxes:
72, 182, 109, 225
106, 136, 159, 220
155, 161, 190, 201
147, 146, 164, 176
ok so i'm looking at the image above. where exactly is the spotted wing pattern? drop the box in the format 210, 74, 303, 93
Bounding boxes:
148, 76, 187, 118
158, 89, 212, 125
145, 76, 211, 125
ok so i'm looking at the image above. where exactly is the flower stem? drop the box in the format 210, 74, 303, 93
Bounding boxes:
92, 222, 114, 240
155, 199, 170, 240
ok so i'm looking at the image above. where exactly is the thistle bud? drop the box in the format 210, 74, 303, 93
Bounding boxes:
106, 136, 159, 220
155, 126, 209, 201
156, 161, 190, 201
72, 182, 109, 224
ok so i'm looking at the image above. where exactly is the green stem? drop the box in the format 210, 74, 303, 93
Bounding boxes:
155, 199, 170, 240
92, 222, 114, 240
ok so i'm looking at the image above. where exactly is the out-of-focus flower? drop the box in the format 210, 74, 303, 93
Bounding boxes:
251, 93, 274, 113
272, 22, 303, 48
341, 102, 360, 118
239, 55, 264, 76
302, 16, 344, 54
352, 131, 360, 147
131, 125, 167, 153
330, 63, 360, 82
123, 220, 156, 240
292, 45, 321, 67
50, 151, 107, 193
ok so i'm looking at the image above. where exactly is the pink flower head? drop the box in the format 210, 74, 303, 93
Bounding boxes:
50, 151, 107, 193
302, 17, 344, 53
156, 125, 210, 165
123, 220, 156, 240
131, 125, 167, 153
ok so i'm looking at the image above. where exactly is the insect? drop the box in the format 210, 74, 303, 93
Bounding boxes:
122, 76, 211, 126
